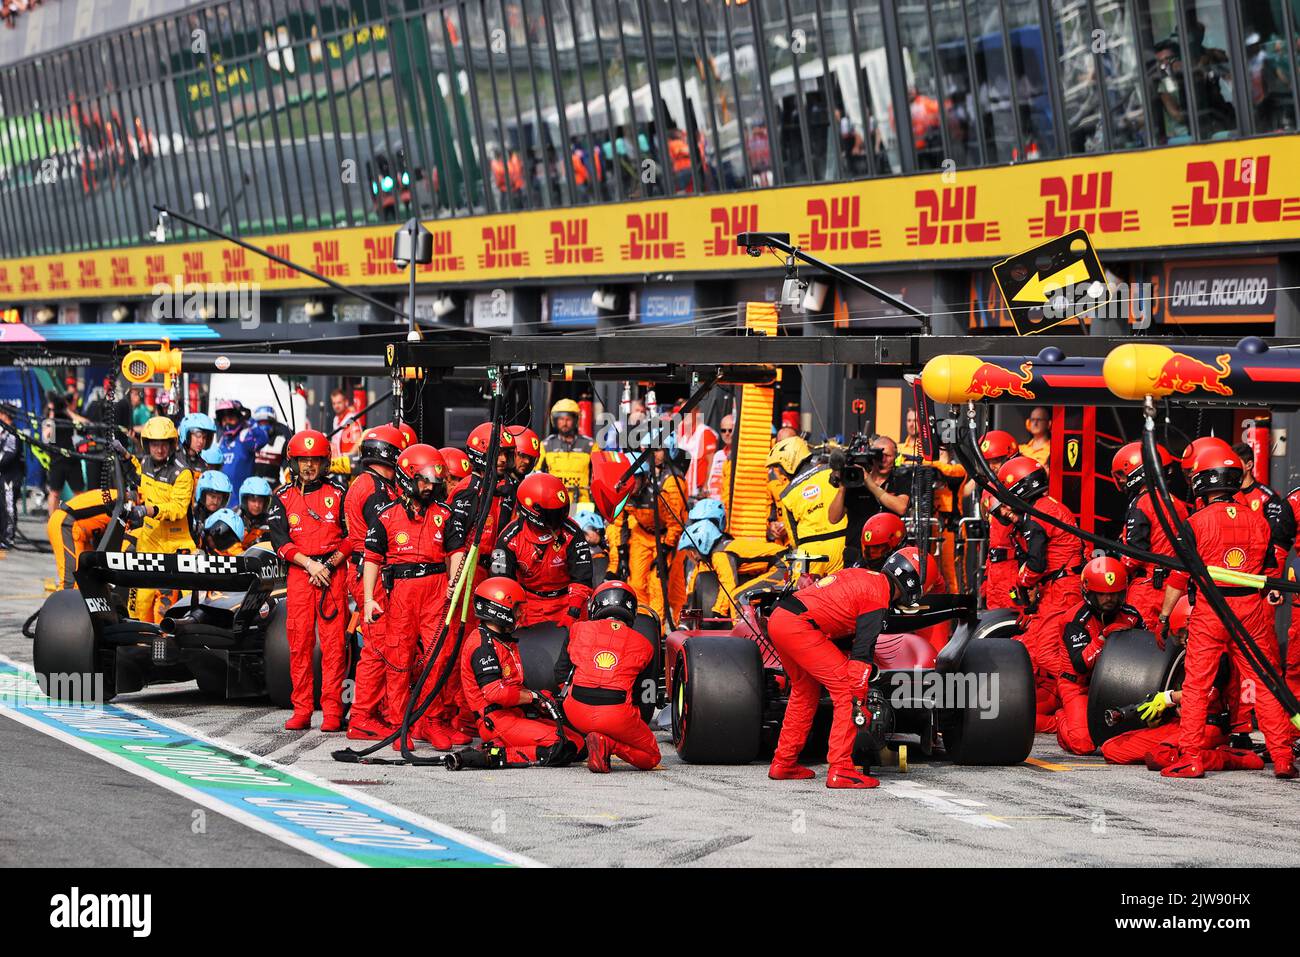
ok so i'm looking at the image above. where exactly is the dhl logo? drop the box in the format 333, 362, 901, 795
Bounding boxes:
1029, 172, 1139, 238
906, 186, 1000, 246
621, 212, 684, 260
312, 239, 349, 278
145, 254, 169, 287
545, 218, 603, 265
47, 261, 69, 291
182, 250, 211, 283
0, 267, 9, 294
420, 230, 464, 273
798, 196, 880, 252
264, 243, 296, 280
77, 259, 101, 289
19, 265, 38, 293
1172, 156, 1300, 227
110, 256, 135, 288
479, 225, 530, 269
221, 247, 253, 283
704, 204, 759, 256
362, 236, 404, 277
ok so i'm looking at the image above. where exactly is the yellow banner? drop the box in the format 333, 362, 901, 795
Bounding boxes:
2, 136, 1297, 302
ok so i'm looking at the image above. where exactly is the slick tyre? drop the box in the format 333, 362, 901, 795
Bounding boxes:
1086, 629, 1180, 746
940, 636, 1034, 765
672, 636, 763, 764
33, 588, 113, 703
262, 601, 322, 709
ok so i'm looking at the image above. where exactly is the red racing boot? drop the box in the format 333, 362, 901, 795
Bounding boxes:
586, 733, 613, 773
346, 713, 393, 741
1274, 756, 1298, 779
1217, 748, 1265, 772
284, 712, 312, 731
1160, 751, 1206, 778
415, 716, 454, 752
826, 765, 880, 789
768, 762, 816, 780
320, 714, 345, 733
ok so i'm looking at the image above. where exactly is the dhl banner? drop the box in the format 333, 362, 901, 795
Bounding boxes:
2, 136, 1298, 302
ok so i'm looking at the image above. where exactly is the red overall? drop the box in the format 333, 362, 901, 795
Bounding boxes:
494, 517, 594, 628
1053, 601, 1144, 754
344, 468, 396, 727
768, 569, 891, 771
984, 513, 1017, 610
362, 498, 452, 735
1102, 677, 1234, 766
1120, 490, 1189, 627
460, 626, 583, 762
1168, 500, 1296, 771
1287, 486, 1300, 706
558, 618, 660, 769
268, 477, 350, 720
1012, 496, 1084, 732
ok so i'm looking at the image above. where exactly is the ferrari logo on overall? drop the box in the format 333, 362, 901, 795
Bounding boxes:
324, 497, 334, 508
1226, 506, 1238, 519
434, 515, 443, 527
1250, 499, 1261, 511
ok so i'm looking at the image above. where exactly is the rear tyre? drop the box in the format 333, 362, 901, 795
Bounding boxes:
941, 637, 1035, 765
672, 636, 763, 764
33, 589, 112, 703
1086, 629, 1179, 746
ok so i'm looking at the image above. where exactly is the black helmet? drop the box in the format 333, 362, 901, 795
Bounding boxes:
588, 580, 638, 626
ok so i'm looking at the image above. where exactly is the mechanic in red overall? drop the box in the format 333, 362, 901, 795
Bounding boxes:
857, 512, 905, 571
492, 472, 594, 628
1111, 441, 1188, 628
342, 425, 402, 740
978, 430, 1020, 610
1233, 442, 1295, 572
1286, 485, 1300, 705
267, 430, 350, 731
445, 423, 518, 608
1099, 596, 1256, 770
766, 548, 934, 789
1158, 439, 1297, 779
440, 447, 472, 484
556, 580, 661, 773
1052, 557, 1144, 755
362, 444, 456, 751
459, 577, 585, 765
996, 456, 1084, 734
507, 425, 542, 477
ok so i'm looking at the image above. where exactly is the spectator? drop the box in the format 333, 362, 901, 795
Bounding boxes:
0, 405, 20, 549
41, 392, 88, 514
707, 413, 734, 499
328, 388, 360, 458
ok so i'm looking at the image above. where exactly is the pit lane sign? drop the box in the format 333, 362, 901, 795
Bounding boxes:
992, 229, 1110, 335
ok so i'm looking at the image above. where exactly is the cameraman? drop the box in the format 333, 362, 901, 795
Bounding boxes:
828, 434, 910, 567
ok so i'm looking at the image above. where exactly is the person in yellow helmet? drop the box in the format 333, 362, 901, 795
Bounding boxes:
766, 435, 846, 576
538, 397, 594, 504
131, 416, 195, 622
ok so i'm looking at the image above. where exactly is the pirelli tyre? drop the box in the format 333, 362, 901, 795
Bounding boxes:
1086, 629, 1180, 746
672, 635, 763, 764
939, 636, 1035, 766
973, 608, 1023, 642
632, 611, 663, 722
517, 622, 569, 694
33, 589, 112, 703
262, 600, 322, 709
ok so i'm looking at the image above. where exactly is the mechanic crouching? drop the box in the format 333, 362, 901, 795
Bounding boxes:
1051, 557, 1143, 755
555, 581, 661, 773
1157, 439, 1296, 779
492, 472, 594, 628
765, 549, 935, 789
266, 430, 349, 732
361, 444, 461, 751
454, 577, 585, 768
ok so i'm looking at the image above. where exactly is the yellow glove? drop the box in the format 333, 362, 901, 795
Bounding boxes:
1137, 690, 1174, 724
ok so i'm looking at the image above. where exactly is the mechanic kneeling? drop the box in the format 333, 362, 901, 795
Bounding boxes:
766, 548, 934, 789
456, 577, 585, 767
1051, 557, 1143, 755
555, 581, 661, 773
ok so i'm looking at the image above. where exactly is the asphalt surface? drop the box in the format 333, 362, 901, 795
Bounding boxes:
4, 515, 1299, 868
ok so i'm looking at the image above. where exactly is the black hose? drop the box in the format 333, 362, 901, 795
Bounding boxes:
1140, 416, 1300, 718
22, 609, 38, 639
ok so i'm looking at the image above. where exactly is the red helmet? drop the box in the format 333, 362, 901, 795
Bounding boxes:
1081, 556, 1127, 594
1184, 438, 1243, 500
286, 429, 329, 460
588, 580, 638, 626
979, 430, 1019, 462
397, 422, 418, 449
440, 447, 471, 480
395, 443, 446, 496
860, 512, 905, 554
358, 424, 404, 468
516, 472, 570, 530
1111, 441, 1174, 492
473, 577, 526, 631
507, 425, 541, 472
997, 456, 1048, 502
1168, 594, 1191, 635
466, 422, 515, 472
881, 546, 941, 605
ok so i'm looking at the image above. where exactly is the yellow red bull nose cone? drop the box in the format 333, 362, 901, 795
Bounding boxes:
1103, 343, 1176, 401
1104, 343, 1236, 401
922, 355, 1033, 405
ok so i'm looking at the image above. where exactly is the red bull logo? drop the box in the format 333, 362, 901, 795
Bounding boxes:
1153, 353, 1233, 397
967, 361, 1036, 401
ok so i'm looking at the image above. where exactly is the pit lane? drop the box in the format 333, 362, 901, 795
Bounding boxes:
4, 518, 1297, 868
